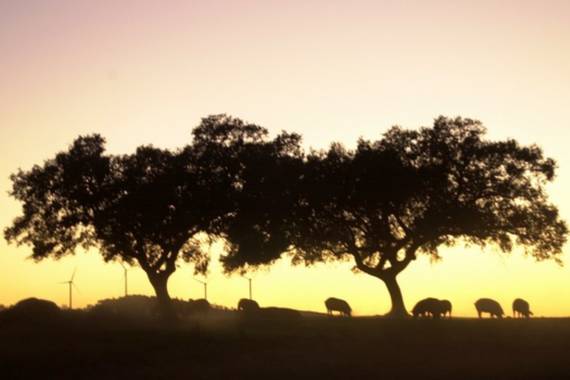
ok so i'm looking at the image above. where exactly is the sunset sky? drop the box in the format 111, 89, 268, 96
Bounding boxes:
1, 0, 569, 317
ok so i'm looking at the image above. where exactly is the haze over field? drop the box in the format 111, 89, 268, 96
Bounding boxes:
1, 0, 569, 316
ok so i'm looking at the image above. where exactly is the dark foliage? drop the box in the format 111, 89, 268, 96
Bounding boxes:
217, 116, 567, 317
4, 131, 224, 318
191, 114, 304, 272
0, 298, 61, 326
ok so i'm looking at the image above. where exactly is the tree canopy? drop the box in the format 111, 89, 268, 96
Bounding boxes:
217, 116, 567, 317
5, 131, 221, 317
189, 114, 305, 272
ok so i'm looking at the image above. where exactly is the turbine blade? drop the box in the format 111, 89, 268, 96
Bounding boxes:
70, 267, 77, 282
73, 282, 82, 294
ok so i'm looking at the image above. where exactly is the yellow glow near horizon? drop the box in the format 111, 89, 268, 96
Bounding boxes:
0, 1, 569, 317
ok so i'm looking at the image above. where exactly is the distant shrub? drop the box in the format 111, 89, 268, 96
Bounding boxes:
87, 295, 221, 320
0, 298, 61, 327
88, 295, 158, 320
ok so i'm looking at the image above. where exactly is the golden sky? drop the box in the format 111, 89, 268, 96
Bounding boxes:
1, 0, 569, 316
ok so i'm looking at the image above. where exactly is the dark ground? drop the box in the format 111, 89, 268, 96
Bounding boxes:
1, 314, 569, 380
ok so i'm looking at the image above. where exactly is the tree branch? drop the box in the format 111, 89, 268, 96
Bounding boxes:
393, 213, 412, 238
350, 250, 381, 277
384, 241, 421, 276
164, 250, 178, 275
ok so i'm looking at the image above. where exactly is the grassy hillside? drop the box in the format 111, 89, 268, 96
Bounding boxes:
1, 305, 569, 379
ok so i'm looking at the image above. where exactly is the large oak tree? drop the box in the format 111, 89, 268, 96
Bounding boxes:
305, 117, 567, 317
220, 116, 567, 318
4, 130, 223, 318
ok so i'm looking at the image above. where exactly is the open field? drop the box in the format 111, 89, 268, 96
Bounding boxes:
1, 312, 570, 380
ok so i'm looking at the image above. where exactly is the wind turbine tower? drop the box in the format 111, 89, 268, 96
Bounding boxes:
121, 263, 128, 297
194, 277, 208, 300
245, 277, 253, 300
60, 268, 78, 309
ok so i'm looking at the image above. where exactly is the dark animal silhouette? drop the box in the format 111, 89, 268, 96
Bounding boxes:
187, 298, 210, 315
475, 298, 504, 318
412, 298, 446, 319
440, 299, 452, 318
325, 297, 352, 316
238, 298, 260, 313
512, 298, 533, 318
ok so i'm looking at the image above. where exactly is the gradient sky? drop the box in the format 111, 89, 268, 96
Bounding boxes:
1, 0, 569, 316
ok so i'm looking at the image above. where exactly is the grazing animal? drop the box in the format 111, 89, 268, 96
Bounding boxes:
238, 298, 260, 313
187, 298, 210, 315
325, 297, 352, 317
512, 298, 533, 318
412, 298, 445, 319
440, 299, 452, 318
475, 298, 504, 318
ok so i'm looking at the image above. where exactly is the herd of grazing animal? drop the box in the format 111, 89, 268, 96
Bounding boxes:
410, 297, 533, 319
233, 296, 533, 319
321, 296, 533, 319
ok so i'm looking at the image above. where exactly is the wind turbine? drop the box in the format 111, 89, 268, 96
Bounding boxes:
244, 276, 253, 300
194, 277, 208, 300
121, 263, 128, 297
60, 268, 79, 309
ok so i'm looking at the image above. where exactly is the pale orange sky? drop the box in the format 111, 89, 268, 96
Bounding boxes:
0, 0, 569, 316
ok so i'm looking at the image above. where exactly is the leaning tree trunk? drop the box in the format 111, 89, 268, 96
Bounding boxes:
147, 272, 176, 321
380, 273, 409, 318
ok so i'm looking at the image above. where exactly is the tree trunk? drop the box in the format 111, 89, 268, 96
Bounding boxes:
148, 272, 176, 321
381, 274, 409, 318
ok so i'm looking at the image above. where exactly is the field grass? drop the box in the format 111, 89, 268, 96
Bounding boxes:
1, 312, 570, 379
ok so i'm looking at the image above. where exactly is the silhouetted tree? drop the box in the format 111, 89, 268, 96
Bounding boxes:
214, 116, 567, 318
289, 139, 424, 317
191, 114, 304, 272
291, 116, 566, 317
4, 134, 218, 319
